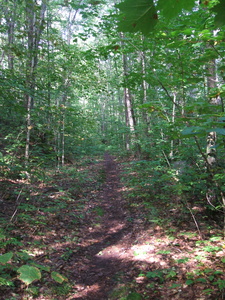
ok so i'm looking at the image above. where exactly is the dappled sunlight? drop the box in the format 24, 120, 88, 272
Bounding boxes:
1, 155, 225, 300
120, 186, 134, 192
70, 283, 101, 299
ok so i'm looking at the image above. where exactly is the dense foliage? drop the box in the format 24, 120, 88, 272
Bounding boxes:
1, 0, 225, 298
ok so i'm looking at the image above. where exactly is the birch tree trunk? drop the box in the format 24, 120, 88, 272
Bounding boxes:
206, 59, 219, 167
140, 49, 150, 136
3, 0, 17, 70
170, 92, 177, 158
121, 34, 136, 151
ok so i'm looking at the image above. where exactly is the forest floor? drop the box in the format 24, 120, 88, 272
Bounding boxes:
1, 153, 225, 299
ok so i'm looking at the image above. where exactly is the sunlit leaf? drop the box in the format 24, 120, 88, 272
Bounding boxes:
18, 265, 41, 285
203, 245, 222, 252
51, 271, 68, 283
157, 250, 171, 254
0, 276, 14, 286
209, 236, 222, 242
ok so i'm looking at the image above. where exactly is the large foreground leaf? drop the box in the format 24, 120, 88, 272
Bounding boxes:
157, 0, 195, 20
116, 0, 225, 35
18, 265, 41, 285
212, 0, 225, 26
116, 0, 157, 35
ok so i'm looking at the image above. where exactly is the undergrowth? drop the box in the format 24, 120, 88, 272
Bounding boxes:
120, 158, 225, 299
0, 157, 103, 299
1, 156, 225, 299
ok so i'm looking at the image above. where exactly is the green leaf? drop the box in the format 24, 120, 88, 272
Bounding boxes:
213, 128, 225, 135
31, 262, 51, 272
166, 270, 177, 279
181, 126, 204, 137
209, 236, 222, 242
214, 270, 223, 275
203, 245, 222, 252
176, 257, 189, 264
127, 292, 142, 300
146, 270, 164, 283
51, 271, 68, 283
208, 275, 215, 281
116, 0, 157, 35
16, 251, 32, 262
116, 0, 197, 34
157, 0, 195, 20
212, 0, 225, 26
213, 279, 225, 290
203, 288, 214, 295
186, 279, 194, 285
169, 283, 182, 289
196, 277, 207, 283
17, 265, 41, 285
157, 250, 171, 254
0, 252, 13, 264
0, 276, 14, 286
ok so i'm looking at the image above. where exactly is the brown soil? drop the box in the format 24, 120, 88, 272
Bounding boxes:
67, 152, 138, 299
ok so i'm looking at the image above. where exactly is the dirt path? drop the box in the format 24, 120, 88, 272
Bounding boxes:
68, 153, 136, 299
2, 153, 224, 299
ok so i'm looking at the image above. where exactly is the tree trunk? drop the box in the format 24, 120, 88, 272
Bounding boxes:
206, 58, 220, 167
24, 0, 47, 164
3, 0, 17, 70
140, 48, 150, 137
170, 92, 177, 158
121, 34, 136, 151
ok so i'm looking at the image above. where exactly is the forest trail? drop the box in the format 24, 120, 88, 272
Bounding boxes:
68, 153, 137, 299
2, 154, 224, 300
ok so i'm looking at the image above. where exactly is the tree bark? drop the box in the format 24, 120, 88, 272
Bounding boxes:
120, 34, 136, 151
24, 0, 47, 164
3, 0, 17, 70
206, 58, 219, 167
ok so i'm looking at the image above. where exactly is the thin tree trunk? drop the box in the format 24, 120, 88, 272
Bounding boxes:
62, 114, 65, 166
140, 48, 150, 137
25, 98, 32, 165
206, 57, 220, 166
3, 0, 16, 70
170, 92, 177, 158
24, 0, 47, 165
121, 34, 136, 151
